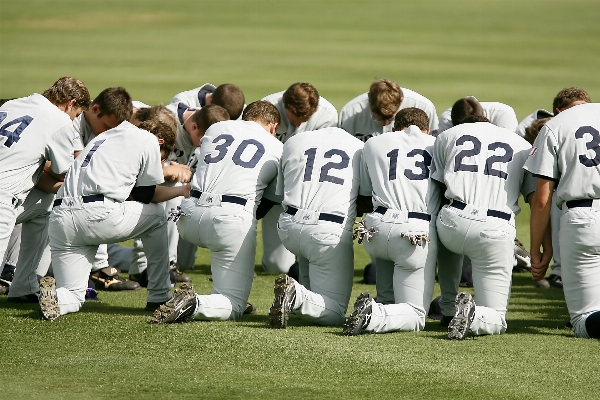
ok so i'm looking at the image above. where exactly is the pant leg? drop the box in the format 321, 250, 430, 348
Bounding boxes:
90, 244, 110, 272
436, 209, 465, 318
2, 223, 21, 267
559, 209, 600, 338
128, 238, 146, 275
107, 243, 133, 273
178, 200, 256, 321
176, 237, 197, 270
277, 213, 354, 326
261, 204, 295, 274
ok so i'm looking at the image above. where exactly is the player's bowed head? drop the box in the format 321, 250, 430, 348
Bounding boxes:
393, 107, 430, 134
42, 76, 91, 120
282, 82, 318, 127
552, 87, 591, 114
242, 100, 280, 135
368, 79, 403, 127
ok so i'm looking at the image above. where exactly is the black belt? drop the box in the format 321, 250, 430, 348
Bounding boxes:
565, 199, 594, 208
53, 194, 104, 208
190, 189, 247, 206
286, 206, 345, 224
450, 200, 511, 221
374, 206, 431, 222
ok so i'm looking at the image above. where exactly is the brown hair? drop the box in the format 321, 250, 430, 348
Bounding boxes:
460, 115, 489, 124
138, 119, 176, 154
212, 84, 245, 120
524, 117, 552, 145
394, 107, 430, 131
242, 100, 280, 126
282, 82, 319, 119
42, 76, 90, 109
92, 87, 133, 123
192, 104, 230, 132
368, 79, 403, 122
135, 105, 177, 135
451, 97, 484, 126
552, 87, 591, 113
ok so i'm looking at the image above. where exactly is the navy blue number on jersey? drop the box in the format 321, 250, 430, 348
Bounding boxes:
81, 139, 106, 168
204, 134, 265, 168
387, 148, 432, 181
454, 135, 513, 180
575, 126, 600, 167
0, 113, 33, 148
303, 147, 350, 185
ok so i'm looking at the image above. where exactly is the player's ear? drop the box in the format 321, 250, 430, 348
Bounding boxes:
157, 138, 165, 145
269, 123, 278, 136
91, 104, 102, 115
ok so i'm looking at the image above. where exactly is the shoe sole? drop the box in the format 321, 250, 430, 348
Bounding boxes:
269, 274, 293, 329
448, 293, 475, 340
342, 293, 372, 336
39, 277, 60, 321
150, 283, 196, 324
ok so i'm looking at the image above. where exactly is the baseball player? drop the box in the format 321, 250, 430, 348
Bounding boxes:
260, 82, 338, 276
518, 87, 592, 289
343, 108, 440, 335
437, 96, 518, 135
432, 115, 536, 339
0, 77, 90, 302
525, 102, 600, 339
516, 109, 553, 138
338, 79, 439, 141
267, 126, 365, 328
170, 83, 246, 120
150, 100, 283, 324
39, 115, 188, 320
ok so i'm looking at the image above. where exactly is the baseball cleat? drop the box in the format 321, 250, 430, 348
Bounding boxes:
268, 274, 297, 329
150, 283, 197, 324
244, 302, 258, 315
39, 277, 60, 321
547, 274, 563, 289
90, 267, 141, 291
170, 261, 192, 283
342, 293, 373, 336
448, 292, 476, 340
514, 238, 531, 272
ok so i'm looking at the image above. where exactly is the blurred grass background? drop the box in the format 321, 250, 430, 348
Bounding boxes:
2, 1, 600, 399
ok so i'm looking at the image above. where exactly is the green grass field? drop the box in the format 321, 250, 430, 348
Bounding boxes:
2, 1, 600, 398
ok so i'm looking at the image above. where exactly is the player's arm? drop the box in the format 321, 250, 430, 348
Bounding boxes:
35, 171, 63, 194
152, 184, 190, 203
43, 161, 66, 182
163, 162, 192, 183
356, 195, 372, 216
256, 198, 279, 220
529, 177, 554, 280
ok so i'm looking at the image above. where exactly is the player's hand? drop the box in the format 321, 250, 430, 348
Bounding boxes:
163, 162, 192, 183
530, 247, 552, 281
180, 183, 191, 198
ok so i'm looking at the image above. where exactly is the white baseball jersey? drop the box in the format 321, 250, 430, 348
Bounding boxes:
432, 122, 535, 215
262, 91, 338, 143
515, 109, 553, 137
359, 125, 441, 216
170, 83, 216, 107
0, 94, 77, 201
59, 121, 164, 202
68, 111, 95, 148
279, 127, 364, 230
192, 120, 283, 205
165, 102, 198, 165
438, 100, 518, 134
338, 88, 439, 141
524, 103, 600, 209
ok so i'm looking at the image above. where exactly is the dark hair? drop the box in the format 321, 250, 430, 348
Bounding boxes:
524, 117, 552, 145
460, 115, 489, 124
192, 104, 230, 131
138, 119, 176, 154
282, 82, 319, 119
92, 87, 133, 123
451, 97, 484, 126
212, 84, 245, 120
552, 87, 591, 113
394, 107, 430, 131
42, 76, 90, 109
242, 100, 280, 125
135, 105, 177, 134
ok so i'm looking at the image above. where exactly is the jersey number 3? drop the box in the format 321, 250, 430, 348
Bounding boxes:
575, 126, 600, 167
0, 113, 33, 148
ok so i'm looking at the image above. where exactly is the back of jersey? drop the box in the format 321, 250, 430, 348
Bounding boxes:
361, 126, 440, 216
0, 94, 72, 200
280, 127, 364, 230
192, 120, 283, 204
526, 103, 600, 208
60, 121, 164, 202
432, 122, 533, 215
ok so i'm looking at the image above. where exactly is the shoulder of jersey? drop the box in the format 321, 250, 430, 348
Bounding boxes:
341, 92, 368, 111
401, 87, 434, 105
261, 91, 284, 103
